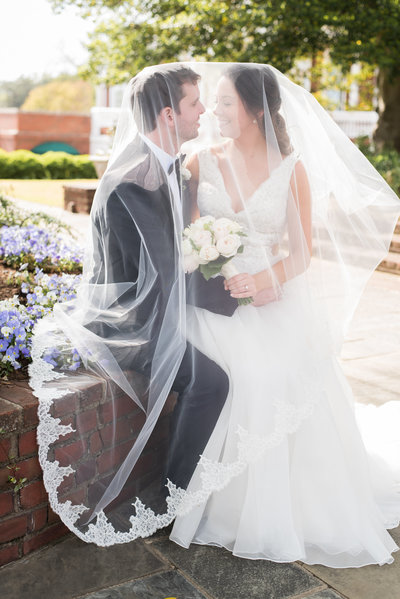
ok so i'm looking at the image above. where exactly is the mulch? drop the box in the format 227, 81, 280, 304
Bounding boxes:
0, 263, 22, 302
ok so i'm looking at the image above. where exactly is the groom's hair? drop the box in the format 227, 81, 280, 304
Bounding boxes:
131, 65, 200, 133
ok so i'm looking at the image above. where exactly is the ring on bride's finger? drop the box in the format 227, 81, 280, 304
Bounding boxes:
245, 285, 249, 290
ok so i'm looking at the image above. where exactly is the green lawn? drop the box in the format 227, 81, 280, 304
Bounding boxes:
0, 179, 98, 208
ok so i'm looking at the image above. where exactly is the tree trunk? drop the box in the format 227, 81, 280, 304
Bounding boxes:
310, 53, 318, 94
374, 69, 400, 152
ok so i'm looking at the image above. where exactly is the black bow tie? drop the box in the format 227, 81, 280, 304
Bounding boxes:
167, 153, 186, 176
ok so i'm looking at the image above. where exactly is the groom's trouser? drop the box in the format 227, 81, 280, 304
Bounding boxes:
165, 341, 229, 490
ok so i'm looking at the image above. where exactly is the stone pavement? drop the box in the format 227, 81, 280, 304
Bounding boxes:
0, 518, 399, 599
9, 197, 91, 239
0, 199, 399, 599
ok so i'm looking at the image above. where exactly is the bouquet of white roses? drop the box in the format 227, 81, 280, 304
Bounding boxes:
182, 215, 253, 305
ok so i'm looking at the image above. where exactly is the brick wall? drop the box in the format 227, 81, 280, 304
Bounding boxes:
0, 110, 91, 154
0, 380, 68, 566
0, 375, 175, 567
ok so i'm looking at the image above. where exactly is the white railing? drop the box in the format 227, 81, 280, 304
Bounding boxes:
329, 110, 378, 139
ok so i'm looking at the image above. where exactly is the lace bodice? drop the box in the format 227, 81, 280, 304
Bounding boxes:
197, 148, 299, 274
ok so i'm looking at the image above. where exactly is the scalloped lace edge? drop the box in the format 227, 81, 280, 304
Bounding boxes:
29, 317, 323, 547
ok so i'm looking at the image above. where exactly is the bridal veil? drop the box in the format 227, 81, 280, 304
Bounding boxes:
28, 62, 400, 546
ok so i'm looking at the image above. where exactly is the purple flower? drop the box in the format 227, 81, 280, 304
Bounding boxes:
0, 256, 81, 377
43, 355, 57, 366
0, 338, 9, 351
0, 225, 83, 270
68, 361, 81, 371
15, 327, 26, 341
5, 346, 19, 360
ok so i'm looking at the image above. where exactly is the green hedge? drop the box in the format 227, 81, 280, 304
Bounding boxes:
0, 149, 97, 179
366, 151, 400, 196
355, 137, 400, 196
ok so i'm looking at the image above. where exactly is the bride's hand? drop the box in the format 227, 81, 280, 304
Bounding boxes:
224, 273, 257, 299
224, 272, 282, 305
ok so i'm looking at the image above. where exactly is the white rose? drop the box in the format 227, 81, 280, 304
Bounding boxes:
195, 215, 216, 228
216, 234, 242, 258
190, 229, 213, 248
183, 223, 202, 238
229, 221, 243, 233
199, 245, 220, 262
182, 238, 193, 256
212, 217, 235, 240
191, 221, 207, 233
183, 253, 201, 273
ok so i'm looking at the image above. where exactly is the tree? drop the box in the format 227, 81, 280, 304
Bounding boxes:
50, 0, 400, 149
0, 75, 53, 108
21, 79, 94, 113
289, 54, 377, 111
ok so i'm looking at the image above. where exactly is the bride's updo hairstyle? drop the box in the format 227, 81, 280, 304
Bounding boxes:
226, 64, 293, 155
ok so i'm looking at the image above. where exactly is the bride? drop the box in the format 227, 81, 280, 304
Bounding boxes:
29, 62, 400, 569
170, 64, 400, 567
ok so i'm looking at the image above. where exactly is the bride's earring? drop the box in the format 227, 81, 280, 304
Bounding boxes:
253, 119, 257, 124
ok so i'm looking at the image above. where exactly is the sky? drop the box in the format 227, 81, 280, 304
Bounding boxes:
0, 0, 94, 81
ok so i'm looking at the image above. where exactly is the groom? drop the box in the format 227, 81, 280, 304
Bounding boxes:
93, 65, 237, 490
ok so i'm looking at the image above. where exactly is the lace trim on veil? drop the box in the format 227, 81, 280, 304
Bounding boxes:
29, 316, 322, 547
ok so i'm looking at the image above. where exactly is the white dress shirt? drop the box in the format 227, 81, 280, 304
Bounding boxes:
139, 133, 183, 230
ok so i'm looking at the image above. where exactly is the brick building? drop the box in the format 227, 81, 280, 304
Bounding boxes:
0, 109, 91, 155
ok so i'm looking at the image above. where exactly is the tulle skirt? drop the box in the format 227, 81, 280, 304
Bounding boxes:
170, 275, 400, 568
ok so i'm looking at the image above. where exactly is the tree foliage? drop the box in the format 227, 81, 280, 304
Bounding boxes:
0, 75, 53, 108
49, 0, 400, 148
21, 80, 94, 113
49, 0, 400, 85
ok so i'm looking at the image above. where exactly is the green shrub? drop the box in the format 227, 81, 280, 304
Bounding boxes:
0, 149, 97, 179
354, 137, 400, 196
0, 149, 46, 179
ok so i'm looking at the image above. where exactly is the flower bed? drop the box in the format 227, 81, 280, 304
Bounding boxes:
0, 225, 83, 273
0, 272, 81, 379
0, 195, 82, 378
0, 196, 84, 565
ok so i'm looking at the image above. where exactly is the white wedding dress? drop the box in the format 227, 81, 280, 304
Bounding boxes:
169, 147, 400, 568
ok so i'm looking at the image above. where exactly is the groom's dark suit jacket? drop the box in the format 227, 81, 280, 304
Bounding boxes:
90, 138, 236, 373
90, 137, 236, 489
